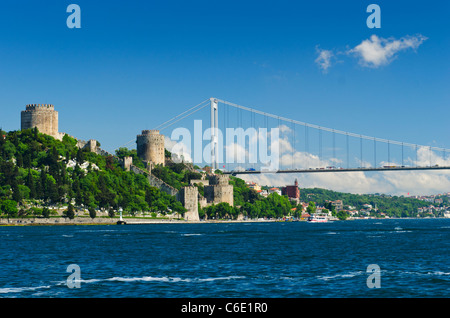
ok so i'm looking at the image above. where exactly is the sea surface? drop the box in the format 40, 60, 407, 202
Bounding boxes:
0, 219, 448, 298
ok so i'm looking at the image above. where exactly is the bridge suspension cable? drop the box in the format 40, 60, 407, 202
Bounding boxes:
216, 98, 450, 153
154, 99, 210, 131
114, 99, 210, 152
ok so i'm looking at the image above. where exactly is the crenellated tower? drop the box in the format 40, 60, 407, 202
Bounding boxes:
21, 104, 59, 139
136, 130, 165, 167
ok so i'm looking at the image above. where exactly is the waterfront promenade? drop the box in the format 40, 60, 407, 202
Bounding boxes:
0, 217, 277, 226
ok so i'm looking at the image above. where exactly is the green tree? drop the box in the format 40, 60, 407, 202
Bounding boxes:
26, 169, 36, 198
76, 148, 85, 165
306, 201, 316, 215
42, 207, 51, 218
1, 200, 18, 217
336, 210, 349, 220
65, 203, 75, 219
11, 181, 22, 203
89, 207, 96, 219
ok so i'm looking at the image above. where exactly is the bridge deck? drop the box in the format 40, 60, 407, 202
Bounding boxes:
224, 166, 450, 175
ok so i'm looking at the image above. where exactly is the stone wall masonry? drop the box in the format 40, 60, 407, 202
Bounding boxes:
178, 186, 199, 221
130, 165, 179, 197
21, 104, 59, 138
136, 130, 165, 166
204, 174, 234, 206
0, 217, 117, 225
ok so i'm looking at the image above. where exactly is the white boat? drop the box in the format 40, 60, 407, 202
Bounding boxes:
307, 214, 328, 223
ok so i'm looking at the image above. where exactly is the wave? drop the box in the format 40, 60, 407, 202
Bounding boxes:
400, 270, 450, 277
181, 233, 203, 236
1, 275, 245, 295
76, 229, 118, 233
0, 285, 51, 294
54, 275, 245, 286
317, 271, 364, 281
104, 275, 244, 283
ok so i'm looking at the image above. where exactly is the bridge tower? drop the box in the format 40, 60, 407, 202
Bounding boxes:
210, 98, 219, 171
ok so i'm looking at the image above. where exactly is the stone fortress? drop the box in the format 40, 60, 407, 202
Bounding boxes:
21, 103, 97, 151
203, 175, 234, 206
136, 130, 165, 169
133, 129, 234, 221
21, 104, 63, 140
20, 104, 233, 221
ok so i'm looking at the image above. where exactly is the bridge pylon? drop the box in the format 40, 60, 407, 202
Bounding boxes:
210, 97, 219, 171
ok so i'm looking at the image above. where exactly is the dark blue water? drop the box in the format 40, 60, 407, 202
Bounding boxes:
0, 219, 448, 298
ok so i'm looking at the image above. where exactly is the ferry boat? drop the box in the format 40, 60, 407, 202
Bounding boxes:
307, 214, 328, 223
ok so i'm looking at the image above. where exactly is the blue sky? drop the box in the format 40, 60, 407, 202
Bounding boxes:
0, 0, 448, 194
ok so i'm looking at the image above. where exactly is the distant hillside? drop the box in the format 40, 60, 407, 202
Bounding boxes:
300, 187, 436, 218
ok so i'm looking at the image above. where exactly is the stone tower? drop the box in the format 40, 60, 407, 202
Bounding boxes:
21, 104, 59, 139
178, 186, 199, 221
204, 174, 234, 206
136, 130, 165, 167
123, 156, 133, 171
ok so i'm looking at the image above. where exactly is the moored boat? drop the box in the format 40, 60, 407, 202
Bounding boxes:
307, 214, 328, 223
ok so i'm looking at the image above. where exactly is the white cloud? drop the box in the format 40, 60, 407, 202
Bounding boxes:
348, 34, 427, 68
278, 124, 292, 135
315, 47, 334, 73
239, 138, 450, 196
242, 168, 450, 197
224, 142, 250, 164
165, 136, 193, 163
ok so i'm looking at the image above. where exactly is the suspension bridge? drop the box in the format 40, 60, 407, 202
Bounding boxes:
119, 98, 450, 175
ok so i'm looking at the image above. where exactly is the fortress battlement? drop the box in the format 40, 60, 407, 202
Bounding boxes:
138, 129, 161, 137
24, 104, 55, 111
21, 103, 59, 139
136, 129, 165, 166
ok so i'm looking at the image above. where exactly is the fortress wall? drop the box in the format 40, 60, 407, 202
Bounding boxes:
178, 186, 199, 221
130, 165, 178, 197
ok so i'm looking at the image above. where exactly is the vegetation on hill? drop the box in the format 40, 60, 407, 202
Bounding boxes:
151, 164, 203, 190
0, 128, 185, 218
300, 187, 440, 218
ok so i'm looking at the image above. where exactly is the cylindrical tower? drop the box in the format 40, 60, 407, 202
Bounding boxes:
21, 104, 58, 138
136, 130, 165, 166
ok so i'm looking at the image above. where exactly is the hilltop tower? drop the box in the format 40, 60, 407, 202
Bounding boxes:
136, 130, 165, 167
21, 104, 60, 139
